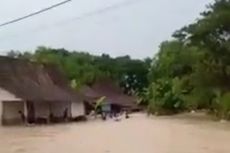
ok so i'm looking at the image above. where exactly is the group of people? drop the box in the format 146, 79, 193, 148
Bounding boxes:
93, 103, 130, 121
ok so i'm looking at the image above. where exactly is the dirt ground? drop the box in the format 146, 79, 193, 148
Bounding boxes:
1, 113, 230, 153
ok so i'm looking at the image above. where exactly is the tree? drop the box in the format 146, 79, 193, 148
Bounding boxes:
174, 0, 230, 90
10, 47, 150, 94
147, 0, 230, 117
7, 50, 21, 58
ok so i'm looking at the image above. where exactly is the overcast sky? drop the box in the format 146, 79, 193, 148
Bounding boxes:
0, 0, 213, 59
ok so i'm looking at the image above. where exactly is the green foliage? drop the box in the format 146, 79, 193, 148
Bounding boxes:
95, 96, 106, 110
219, 92, 230, 119
14, 46, 149, 95
147, 78, 185, 114
6, 0, 230, 120
147, 0, 230, 118
182, 87, 213, 110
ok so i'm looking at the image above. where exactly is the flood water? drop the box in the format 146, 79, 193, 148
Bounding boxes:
1, 113, 230, 153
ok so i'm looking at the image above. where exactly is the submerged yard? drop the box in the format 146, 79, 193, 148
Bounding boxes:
1, 113, 230, 153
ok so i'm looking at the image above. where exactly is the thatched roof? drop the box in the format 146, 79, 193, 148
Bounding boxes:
44, 64, 85, 102
79, 86, 101, 100
83, 78, 137, 107
0, 56, 81, 102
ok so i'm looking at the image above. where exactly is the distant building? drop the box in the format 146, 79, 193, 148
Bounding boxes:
80, 78, 138, 113
0, 56, 85, 125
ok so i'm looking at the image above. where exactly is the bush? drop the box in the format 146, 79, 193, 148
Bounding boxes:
182, 87, 214, 110
218, 92, 230, 120
147, 78, 185, 115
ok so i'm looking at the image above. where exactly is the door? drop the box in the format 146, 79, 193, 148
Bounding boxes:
26, 101, 35, 123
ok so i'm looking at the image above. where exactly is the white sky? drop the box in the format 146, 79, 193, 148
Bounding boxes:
0, 0, 213, 59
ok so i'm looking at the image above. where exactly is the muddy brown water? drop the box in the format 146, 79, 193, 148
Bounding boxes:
1, 113, 230, 153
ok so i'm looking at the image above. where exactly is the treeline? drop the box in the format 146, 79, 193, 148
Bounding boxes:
7, 0, 230, 119
146, 0, 230, 119
7, 47, 151, 98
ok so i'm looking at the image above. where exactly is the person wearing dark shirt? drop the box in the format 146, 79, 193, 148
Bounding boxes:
63, 108, 68, 121
18, 111, 25, 123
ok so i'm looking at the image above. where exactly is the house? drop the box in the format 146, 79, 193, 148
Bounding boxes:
44, 64, 85, 120
0, 56, 85, 125
79, 85, 101, 114
80, 78, 138, 114
91, 78, 138, 109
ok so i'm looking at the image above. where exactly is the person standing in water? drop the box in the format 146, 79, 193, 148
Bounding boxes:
63, 108, 68, 122
125, 109, 130, 119
18, 110, 26, 124
101, 103, 111, 120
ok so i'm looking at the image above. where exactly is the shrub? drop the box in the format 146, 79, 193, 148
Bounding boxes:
218, 92, 230, 120
147, 78, 185, 115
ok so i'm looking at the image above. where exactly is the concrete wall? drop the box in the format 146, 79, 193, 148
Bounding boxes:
34, 102, 49, 119
0, 87, 86, 124
50, 102, 71, 118
31, 102, 84, 121
2, 101, 25, 125
0, 87, 22, 125
71, 102, 85, 118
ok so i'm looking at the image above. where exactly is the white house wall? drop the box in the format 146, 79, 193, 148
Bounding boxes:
0, 87, 86, 124
0, 87, 22, 125
71, 102, 85, 118
2, 101, 24, 125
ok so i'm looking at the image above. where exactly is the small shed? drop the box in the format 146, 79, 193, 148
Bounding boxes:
80, 78, 138, 113
91, 78, 137, 108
